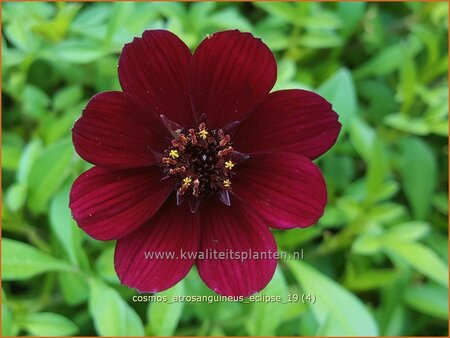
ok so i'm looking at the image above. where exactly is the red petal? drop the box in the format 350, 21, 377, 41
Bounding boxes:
197, 200, 277, 297
233, 152, 327, 229
69, 166, 173, 240
115, 202, 200, 293
190, 30, 276, 128
118, 30, 194, 126
234, 90, 341, 160
73, 91, 168, 169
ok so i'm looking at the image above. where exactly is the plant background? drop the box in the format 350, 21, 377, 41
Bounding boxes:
1, 1, 448, 336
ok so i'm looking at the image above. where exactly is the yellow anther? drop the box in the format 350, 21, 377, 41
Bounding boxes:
225, 160, 235, 170
223, 179, 231, 188
169, 149, 179, 159
182, 177, 192, 187
198, 129, 209, 140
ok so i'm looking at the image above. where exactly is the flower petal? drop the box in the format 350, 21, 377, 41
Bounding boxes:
69, 166, 173, 240
115, 202, 200, 293
73, 91, 169, 169
234, 90, 341, 160
197, 200, 277, 297
118, 29, 194, 126
233, 152, 327, 229
190, 30, 277, 128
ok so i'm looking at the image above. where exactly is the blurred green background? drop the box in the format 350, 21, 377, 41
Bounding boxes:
1, 1, 448, 336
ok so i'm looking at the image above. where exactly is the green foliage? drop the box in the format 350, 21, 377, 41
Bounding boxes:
398, 137, 437, 219
88, 278, 145, 336
2, 239, 74, 281
27, 139, 74, 214
404, 284, 448, 320
386, 242, 448, 287
2, 2, 448, 336
20, 312, 79, 336
318, 68, 357, 131
148, 281, 185, 336
245, 267, 288, 336
288, 260, 378, 336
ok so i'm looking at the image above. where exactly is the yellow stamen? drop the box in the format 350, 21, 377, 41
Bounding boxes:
224, 160, 234, 170
169, 149, 179, 159
198, 129, 209, 140
223, 179, 231, 188
182, 177, 192, 187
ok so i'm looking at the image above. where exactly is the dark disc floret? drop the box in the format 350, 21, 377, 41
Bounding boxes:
161, 122, 238, 212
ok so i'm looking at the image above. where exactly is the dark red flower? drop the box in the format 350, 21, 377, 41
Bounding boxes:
70, 30, 341, 297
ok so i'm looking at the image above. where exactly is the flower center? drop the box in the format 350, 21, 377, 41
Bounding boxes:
161, 122, 238, 212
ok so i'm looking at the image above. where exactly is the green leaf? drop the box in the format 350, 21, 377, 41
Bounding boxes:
45, 40, 110, 64
246, 266, 288, 336
183, 267, 243, 323
5, 182, 27, 212
148, 281, 184, 336
152, 2, 185, 21
430, 120, 448, 136
287, 260, 378, 335
358, 79, 396, 118
255, 29, 290, 52
41, 110, 81, 144
58, 272, 89, 306
95, 246, 119, 284
207, 8, 253, 32
2, 238, 73, 281
302, 12, 342, 30
344, 268, 399, 291
366, 203, 405, 223
318, 68, 357, 131
17, 138, 44, 183
352, 233, 383, 255
366, 138, 388, 203
371, 181, 399, 203
398, 54, 417, 113
404, 284, 448, 320
383, 221, 430, 242
433, 193, 448, 215
53, 85, 83, 111
4, 20, 34, 51
71, 4, 110, 35
89, 279, 145, 336
254, 3, 298, 25
385, 242, 448, 286
2, 144, 22, 171
2, 301, 17, 336
384, 113, 430, 135
337, 2, 366, 37
33, 4, 81, 43
348, 117, 375, 162
322, 155, 355, 193
28, 139, 73, 214
22, 312, 78, 336
380, 303, 407, 336
105, 2, 135, 44
354, 38, 421, 79
398, 137, 437, 219
22, 85, 50, 118
353, 221, 430, 255
299, 32, 343, 48
315, 312, 342, 335
355, 44, 404, 78
49, 184, 79, 265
